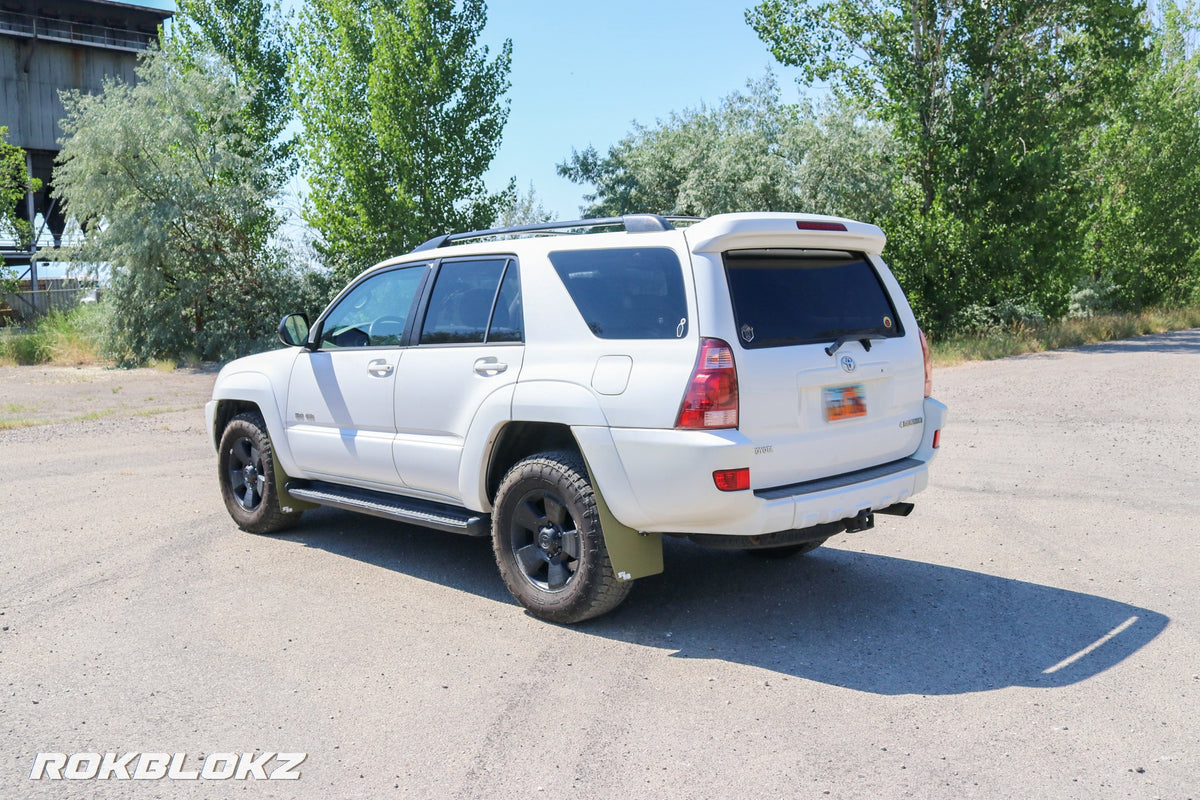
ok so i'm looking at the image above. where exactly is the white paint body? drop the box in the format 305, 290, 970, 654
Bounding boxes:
207, 213, 945, 536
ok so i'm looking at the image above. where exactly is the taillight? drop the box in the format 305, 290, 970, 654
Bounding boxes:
676, 338, 739, 429
919, 329, 932, 398
713, 468, 750, 491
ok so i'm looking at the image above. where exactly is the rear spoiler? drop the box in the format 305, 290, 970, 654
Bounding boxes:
684, 213, 886, 256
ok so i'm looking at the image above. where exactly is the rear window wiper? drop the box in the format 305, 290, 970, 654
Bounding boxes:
824, 331, 889, 357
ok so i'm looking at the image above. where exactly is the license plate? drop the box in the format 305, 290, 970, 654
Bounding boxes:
823, 384, 867, 422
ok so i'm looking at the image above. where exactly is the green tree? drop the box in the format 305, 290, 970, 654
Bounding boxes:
1, 126, 41, 292
54, 40, 298, 363
494, 182, 554, 227
175, 0, 295, 172
294, 0, 513, 281
557, 75, 896, 222
749, 0, 1148, 329
1082, 2, 1200, 310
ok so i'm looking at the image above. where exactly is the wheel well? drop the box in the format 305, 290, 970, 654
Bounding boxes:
212, 399, 262, 447
486, 422, 579, 503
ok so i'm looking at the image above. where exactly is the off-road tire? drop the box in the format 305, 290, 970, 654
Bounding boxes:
492, 450, 632, 623
217, 411, 302, 534
744, 538, 827, 559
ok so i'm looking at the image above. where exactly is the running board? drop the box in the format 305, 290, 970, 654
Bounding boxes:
285, 480, 491, 537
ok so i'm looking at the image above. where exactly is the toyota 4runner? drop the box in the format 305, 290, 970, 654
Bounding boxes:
206, 213, 947, 623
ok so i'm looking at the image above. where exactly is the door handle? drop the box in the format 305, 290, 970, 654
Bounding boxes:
367, 359, 394, 377
473, 357, 508, 376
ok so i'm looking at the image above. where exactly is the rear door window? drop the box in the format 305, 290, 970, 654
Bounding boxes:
419, 258, 511, 345
487, 261, 523, 342
723, 249, 903, 349
549, 247, 688, 340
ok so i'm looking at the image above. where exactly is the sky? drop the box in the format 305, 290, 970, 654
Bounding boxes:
478, 0, 803, 219
123, 0, 809, 222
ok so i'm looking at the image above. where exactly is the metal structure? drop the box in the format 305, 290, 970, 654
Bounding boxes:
1, 0, 171, 315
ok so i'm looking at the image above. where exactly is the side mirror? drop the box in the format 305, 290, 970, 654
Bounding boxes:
278, 313, 311, 348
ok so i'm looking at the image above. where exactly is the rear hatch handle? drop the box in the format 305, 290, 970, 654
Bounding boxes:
825, 331, 888, 357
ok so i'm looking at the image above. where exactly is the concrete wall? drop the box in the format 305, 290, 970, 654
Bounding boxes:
0, 35, 140, 151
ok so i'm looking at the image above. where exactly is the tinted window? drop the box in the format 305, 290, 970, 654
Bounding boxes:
724, 250, 903, 349
420, 259, 508, 345
320, 265, 426, 348
548, 247, 688, 340
487, 261, 524, 343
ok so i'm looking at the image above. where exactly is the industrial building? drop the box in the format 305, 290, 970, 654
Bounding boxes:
1, 0, 171, 319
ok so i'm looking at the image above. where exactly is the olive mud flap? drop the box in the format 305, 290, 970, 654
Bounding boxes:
581, 454, 663, 581
275, 468, 319, 514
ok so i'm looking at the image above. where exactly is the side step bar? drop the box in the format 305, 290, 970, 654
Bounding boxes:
286, 480, 491, 537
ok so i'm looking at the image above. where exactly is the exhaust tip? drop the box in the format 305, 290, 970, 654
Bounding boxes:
877, 502, 916, 517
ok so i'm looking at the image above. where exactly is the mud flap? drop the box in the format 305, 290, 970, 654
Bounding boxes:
583, 455, 663, 581
275, 468, 319, 514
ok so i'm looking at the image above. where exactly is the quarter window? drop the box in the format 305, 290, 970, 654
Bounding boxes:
548, 247, 688, 340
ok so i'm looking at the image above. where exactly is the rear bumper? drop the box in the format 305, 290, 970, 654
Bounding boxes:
754, 456, 929, 533
575, 397, 947, 536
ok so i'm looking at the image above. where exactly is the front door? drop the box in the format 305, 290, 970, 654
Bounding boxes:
286, 264, 428, 487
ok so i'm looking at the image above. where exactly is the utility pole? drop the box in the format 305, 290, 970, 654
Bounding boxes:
25, 149, 37, 313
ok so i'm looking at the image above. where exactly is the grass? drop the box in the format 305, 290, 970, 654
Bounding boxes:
930, 306, 1200, 366
0, 403, 205, 430
0, 304, 107, 367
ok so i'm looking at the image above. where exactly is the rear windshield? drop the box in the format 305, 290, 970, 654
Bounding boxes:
548, 247, 688, 340
723, 249, 903, 349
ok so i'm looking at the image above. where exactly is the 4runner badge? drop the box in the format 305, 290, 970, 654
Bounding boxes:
740, 324, 754, 343
840, 355, 856, 373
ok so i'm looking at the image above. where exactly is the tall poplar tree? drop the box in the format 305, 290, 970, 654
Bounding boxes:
294, 0, 512, 279
175, 0, 295, 173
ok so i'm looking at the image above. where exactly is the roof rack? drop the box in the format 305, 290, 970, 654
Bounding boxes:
412, 214, 702, 252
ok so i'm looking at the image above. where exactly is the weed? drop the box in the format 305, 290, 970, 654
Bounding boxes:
932, 307, 1200, 365
0, 304, 107, 366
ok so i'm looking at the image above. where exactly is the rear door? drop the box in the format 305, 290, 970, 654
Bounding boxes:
390, 257, 525, 501
716, 248, 926, 487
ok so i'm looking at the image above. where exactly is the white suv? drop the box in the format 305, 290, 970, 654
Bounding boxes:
206, 213, 946, 623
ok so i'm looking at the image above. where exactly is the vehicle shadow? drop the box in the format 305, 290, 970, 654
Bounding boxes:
600, 539, 1169, 695
277, 506, 513, 605
278, 509, 1168, 697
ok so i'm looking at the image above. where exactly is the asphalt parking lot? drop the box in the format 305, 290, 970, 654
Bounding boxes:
2, 330, 1198, 799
